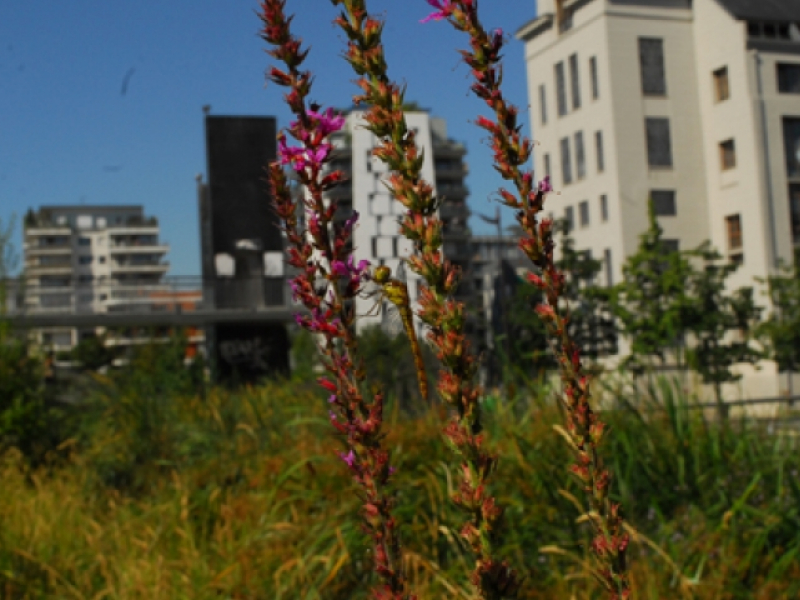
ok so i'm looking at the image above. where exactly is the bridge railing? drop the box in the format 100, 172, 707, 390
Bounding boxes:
2, 276, 293, 318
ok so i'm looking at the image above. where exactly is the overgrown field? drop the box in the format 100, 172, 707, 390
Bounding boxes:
1, 367, 798, 600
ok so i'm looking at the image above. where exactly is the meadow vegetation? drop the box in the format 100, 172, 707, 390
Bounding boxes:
0, 336, 798, 599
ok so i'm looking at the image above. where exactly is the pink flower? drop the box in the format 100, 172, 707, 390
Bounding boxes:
308, 107, 345, 136
339, 449, 356, 468
420, 0, 453, 23
538, 175, 553, 193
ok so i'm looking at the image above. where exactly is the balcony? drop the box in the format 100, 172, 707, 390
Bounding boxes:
25, 227, 71, 237
439, 202, 470, 220
433, 140, 466, 157
437, 183, 469, 199
109, 243, 169, 255
434, 162, 468, 178
26, 262, 72, 275
109, 259, 170, 274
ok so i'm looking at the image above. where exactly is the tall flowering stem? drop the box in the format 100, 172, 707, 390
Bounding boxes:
260, 3, 415, 598
426, 1, 631, 597
331, 1, 521, 597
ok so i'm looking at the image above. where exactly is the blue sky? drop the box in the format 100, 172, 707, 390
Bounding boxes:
0, 1, 538, 276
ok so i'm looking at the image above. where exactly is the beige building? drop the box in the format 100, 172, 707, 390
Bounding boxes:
23, 205, 170, 352
517, 0, 800, 401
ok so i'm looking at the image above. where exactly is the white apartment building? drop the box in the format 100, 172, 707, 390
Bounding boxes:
516, 0, 800, 400
323, 109, 477, 340
23, 205, 170, 351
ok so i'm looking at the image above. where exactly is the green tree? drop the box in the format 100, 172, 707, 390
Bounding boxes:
498, 219, 616, 384
556, 227, 617, 360
71, 334, 115, 370
756, 260, 800, 389
609, 202, 695, 373
0, 216, 61, 464
684, 244, 764, 409
356, 324, 435, 414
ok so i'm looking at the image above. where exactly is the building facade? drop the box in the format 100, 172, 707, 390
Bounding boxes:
516, 0, 800, 399
23, 205, 170, 352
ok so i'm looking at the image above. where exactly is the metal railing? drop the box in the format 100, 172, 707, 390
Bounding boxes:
2, 276, 295, 327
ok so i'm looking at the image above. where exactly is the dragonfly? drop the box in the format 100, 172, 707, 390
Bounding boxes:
362, 260, 428, 401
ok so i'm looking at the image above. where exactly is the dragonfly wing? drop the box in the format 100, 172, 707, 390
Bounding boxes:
396, 259, 407, 284
381, 302, 405, 336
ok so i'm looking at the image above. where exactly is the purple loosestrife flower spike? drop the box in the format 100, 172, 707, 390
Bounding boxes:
434, 1, 631, 596
262, 2, 413, 596
420, 0, 453, 23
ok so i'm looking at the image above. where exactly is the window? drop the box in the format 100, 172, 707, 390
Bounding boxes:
638, 37, 666, 96
78, 237, 91, 247
790, 184, 800, 245
564, 206, 575, 234
78, 256, 93, 265
651, 190, 676, 216
783, 118, 800, 178
555, 61, 568, 116
777, 63, 800, 94
543, 153, 551, 180
713, 66, 729, 102
604, 248, 613, 287
600, 194, 608, 222
575, 131, 586, 179
726, 214, 742, 251
579, 200, 590, 227
560, 137, 572, 184
539, 84, 547, 124
661, 239, 680, 254
98, 256, 106, 264
590, 56, 599, 99
569, 53, 581, 109
719, 139, 736, 170
645, 118, 673, 167
595, 130, 604, 172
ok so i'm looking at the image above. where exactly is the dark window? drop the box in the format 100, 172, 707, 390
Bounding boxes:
78, 256, 93, 265
555, 61, 568, 116
78, 237, 91, 247
539, 84, 547, 124
713, 66, 729, 102
726, 214, 742, 251
575, 131, 586, 179
595, 130, 604, 172
590, 56, 599, 99
790, 184, 800, 245
719, 139, 736, 170
579, 200, 590, 227
600, 194, 608, 222
561, 137, 572, 184
778, 64, 800, 94
569, 53, 581, 109
645, 118, 673, 167
639, 38, 667, 96
661, 239, 680, 254
604, 248, 613, 287
783, 118, 800, 178
565, 206, 574, 233
651, 190, 676, 216
543, 153, 551, 179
